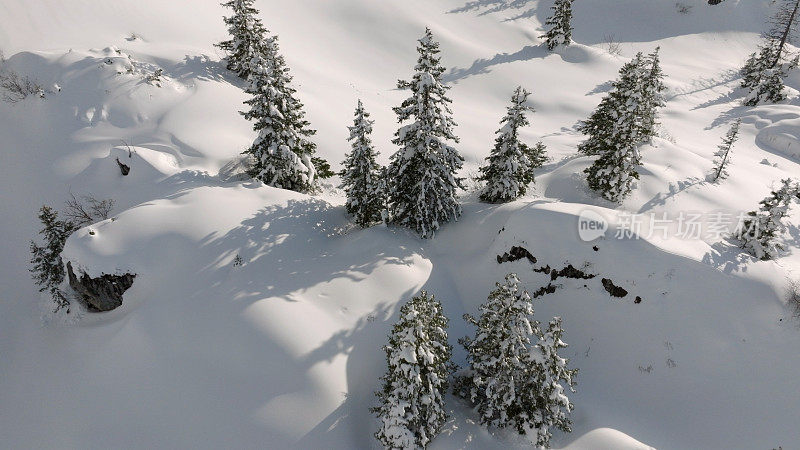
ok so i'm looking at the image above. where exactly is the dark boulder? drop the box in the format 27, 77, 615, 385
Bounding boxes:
496, 246, 537, 264
601, 278, 628, 298
66, 261, 136, 311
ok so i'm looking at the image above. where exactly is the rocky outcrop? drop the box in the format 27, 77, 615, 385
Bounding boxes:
601, 278, 628, 298
548, 264, 595, 281
66, 261, 136, 311
496, 246, 537, 264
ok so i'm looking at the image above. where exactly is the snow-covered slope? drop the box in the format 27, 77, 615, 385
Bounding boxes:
2, 1, 800, 449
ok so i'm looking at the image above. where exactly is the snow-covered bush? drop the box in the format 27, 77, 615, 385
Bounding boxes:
29, 206, 77, 312
340, 100, 386, 227
372, 290, 454, 449
0, 51, 47, 103
386, 28, 464, 238
455, 274, 576, 447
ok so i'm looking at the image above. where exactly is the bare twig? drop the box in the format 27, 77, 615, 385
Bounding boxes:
63, 193, 115, 227
603, 34, 622, 56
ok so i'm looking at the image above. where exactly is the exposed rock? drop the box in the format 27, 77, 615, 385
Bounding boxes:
635, 296, 643, 304
602, 278, 628, 298
549, 264, 596, 281
531, 283, 558, 298
66, 261, 136, 311
116, 157, 130, 176
496, 246, 537, 264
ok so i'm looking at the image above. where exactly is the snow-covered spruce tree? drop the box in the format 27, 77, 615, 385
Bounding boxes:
531, 317, 577, 448
736, 178, 800, 260
581, 53, 646, 202
528, 141, 549, 169
241, 36, 321, 193
639, 47, 667, 142
709, 119, 741, 182
455, 274, 576, 446
478, 87, 540, 203
578, 50, 664, 156
340, 100, 385, 227
372, 291, 454, 449
541, 0, 574, 51
387, 28, 464, 238
216, 0, 267, 79
29, 206, 77, 312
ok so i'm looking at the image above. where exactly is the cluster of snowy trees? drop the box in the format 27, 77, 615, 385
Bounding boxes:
216, 1, 800, 258
373, 274, 576, 449
219, 5, 553, 237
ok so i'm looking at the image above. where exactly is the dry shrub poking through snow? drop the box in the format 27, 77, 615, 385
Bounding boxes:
0, 50, 47, 103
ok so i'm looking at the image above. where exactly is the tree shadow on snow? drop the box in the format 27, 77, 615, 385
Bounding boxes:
701, 240, 752, 274
447, 0, 534, 16
637, 177, 706, 213
443, 44, 591, 84
198, 198, 420, 306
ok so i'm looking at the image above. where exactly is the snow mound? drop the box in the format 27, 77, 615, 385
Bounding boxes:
564, 428, 653, 450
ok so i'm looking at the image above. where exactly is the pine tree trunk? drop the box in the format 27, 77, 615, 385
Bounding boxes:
772, 0, 800, 68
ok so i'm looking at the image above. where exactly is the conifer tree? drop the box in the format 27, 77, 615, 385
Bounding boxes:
455, 274, 576, 446
736, 178, 800, 260
577, 53, 644, 157
532, 317, 577, 447
581, 54, 646, 202
30, 206, 77, 312
740, 1, 800, 105
387, 28, 464, 238
639, 47, 667, 142
216, 0, 267, 79
740, 42, 797, 106
340, 100, 385, 227
580, 50, 665, 202
710, 119, 741, 182
541, 0, 574, 51
373, 291, 454, 449
478, 87, 538, 203
765, 0, 800, 69
241, 36, 320, 193
528, 141, 549, 169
